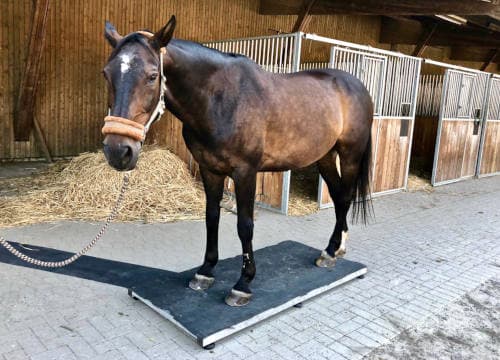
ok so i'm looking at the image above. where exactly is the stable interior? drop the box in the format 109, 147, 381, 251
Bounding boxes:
409, 65, 445, 182
288, 165, 320, 216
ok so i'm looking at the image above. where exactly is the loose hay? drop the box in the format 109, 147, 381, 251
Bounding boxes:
407, 173, 434, 193
288, 165, 319, 216
0, 147, 205, 227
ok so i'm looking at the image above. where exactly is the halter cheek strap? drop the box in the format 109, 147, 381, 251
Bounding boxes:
102, 42, 167, 143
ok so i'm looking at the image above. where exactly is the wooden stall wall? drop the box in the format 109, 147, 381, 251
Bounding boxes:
434, 120, 481, 183
371, 118, 413, 193
319, 116, 412, 207
480, 122, 500, 176
0, 0, 382, 161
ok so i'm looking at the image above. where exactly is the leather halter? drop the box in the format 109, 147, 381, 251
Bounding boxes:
102, 31, 167, 143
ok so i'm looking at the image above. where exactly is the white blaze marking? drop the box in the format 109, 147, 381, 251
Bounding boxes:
120, 54, 132, 73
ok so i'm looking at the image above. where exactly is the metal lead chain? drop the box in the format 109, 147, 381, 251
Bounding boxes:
0, 173, 130, 268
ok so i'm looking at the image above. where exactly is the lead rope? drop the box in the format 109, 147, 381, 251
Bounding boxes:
0, 173, 130, 268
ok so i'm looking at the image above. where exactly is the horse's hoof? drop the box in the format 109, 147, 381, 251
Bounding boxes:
189, 273, 215, 291
225, 289, 252, 307
315, 250, 337, 268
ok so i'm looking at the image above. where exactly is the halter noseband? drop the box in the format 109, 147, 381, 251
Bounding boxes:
102, 31, 167, 143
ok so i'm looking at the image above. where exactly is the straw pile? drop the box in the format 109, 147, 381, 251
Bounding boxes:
0, 147, 205, 227
407, 173, 434, 193
288, 165, 319, 216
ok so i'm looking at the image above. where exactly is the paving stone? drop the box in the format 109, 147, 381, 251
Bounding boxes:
1, 176, 499, 359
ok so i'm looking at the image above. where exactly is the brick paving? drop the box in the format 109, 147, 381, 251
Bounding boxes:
1, 176, 499, 359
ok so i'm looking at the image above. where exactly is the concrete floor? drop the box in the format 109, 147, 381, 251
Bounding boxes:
0, 175, 499, 359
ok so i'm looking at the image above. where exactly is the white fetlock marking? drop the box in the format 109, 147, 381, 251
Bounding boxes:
320, 250, 335, 260
194, 273, 214, 281
335, 231, 349, 256
231, 289, 252, 298
336, 155, 342, 178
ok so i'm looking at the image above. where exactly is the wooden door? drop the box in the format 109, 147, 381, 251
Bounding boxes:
432, 70, 487, 185
478, 77, 500, 177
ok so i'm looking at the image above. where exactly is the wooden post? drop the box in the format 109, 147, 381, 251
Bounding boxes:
412, 23, 438, 57
480, 49, 499, 71
33, 116, 52, 162
14, 0, 50, 142
291, 0, 317, 32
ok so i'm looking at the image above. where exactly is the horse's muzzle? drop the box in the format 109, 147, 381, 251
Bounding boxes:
103, 138, 140, 171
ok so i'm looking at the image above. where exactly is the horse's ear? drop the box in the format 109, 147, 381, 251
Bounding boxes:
151, 15, 176, 50
104, 21, 123, 48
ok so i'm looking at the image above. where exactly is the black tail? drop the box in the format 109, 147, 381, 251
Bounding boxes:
351, 133, 373, 224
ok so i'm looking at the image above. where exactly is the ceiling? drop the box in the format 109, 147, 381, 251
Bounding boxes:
259, 0, 500, 68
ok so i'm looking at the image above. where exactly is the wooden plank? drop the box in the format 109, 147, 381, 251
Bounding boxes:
291, 0, 317, 32
435, 120, 471, 183
371, 118, 412, 192
480, 49, 499, 71
480, 122, 500, 175
412, 23, 438, 57
450, 47, 499, 63
14, 0, 50, 140
461, 122, 480, 177
380, 17, 500, 48
260, 0, 500, 16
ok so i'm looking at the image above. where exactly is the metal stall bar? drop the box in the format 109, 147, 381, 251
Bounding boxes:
476, 74, 499, 177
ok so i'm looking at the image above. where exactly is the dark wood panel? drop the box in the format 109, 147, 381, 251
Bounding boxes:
260, 0, 500, 16
380, 17, 500, 48
480, 121, 500, 175
411, 116, 439, 172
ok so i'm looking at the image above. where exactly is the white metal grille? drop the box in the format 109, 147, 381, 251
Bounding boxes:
381, 56, 421, 118
330, 47, 387, 115
486, 78, 500, 121
299, 62, 329, 71
204, 34, 299, 74
416, 74, 443, 116
442, 70, 489, 120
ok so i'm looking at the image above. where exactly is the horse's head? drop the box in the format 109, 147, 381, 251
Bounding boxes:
101, 16, 176, 171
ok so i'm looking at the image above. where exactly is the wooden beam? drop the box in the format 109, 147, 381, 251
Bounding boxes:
33, 116, 52, 162
291, 0, 317, 32
14, 0, 50, 141
449, 47, 499, 62
380, 16, 500, 48
260, 0, 500, 17
480, 49, 499, 70
412, 23, 438, 57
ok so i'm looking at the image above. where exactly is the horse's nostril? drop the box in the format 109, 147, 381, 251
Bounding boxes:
121, 145, 133, 162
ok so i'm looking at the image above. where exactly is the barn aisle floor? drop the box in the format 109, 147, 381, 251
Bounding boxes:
1, 176, 499, 359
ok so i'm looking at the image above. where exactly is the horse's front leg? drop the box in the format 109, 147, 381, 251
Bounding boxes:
225, 168, 257, 307
189, 167, 225, 291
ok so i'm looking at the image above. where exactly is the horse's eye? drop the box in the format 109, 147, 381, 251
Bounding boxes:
148, 73, 158, 82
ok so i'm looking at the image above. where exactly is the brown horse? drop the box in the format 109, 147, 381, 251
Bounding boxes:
102, 16, 373, 306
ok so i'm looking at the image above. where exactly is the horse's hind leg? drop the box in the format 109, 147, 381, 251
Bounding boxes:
189, 167, 225, 291
225, 167, 257, 306
315, 149, 359, 267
